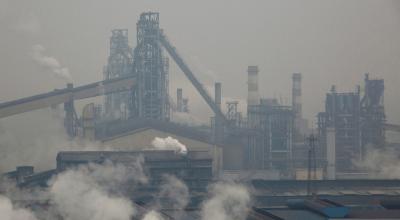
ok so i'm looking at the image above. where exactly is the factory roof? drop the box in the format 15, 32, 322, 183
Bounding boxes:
95, 118, 214, 145
56, 150, 212, 162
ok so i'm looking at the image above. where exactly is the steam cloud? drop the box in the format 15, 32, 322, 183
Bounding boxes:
201, 182, 250, 220
151, 136, 187, 155
0, 195, 38, 220
142, 210, 164, 220
31, 44, 72, 83
355, 146, 400, 179
48, 159, 147, 220
0, 108, 106, 173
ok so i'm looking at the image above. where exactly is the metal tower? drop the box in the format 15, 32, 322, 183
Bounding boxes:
104, 29, 133, 119
131, 12, 169, 121
360, 73, 385, 150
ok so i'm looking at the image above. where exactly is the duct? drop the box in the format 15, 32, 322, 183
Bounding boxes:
0, 75, 136, 119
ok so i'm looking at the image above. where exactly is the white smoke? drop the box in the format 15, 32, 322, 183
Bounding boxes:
158, 175, 189, 210
151, 136, 187, 155
142, 210, 164, 220
355, 146, 400, 179
201, 183, 251, 220
48, 160, 146, 220
0, 195, 38, 220
31, 44, 72, 83
0, 108, 106, 173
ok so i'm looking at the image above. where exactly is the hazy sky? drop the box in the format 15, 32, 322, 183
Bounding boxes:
0, 0, 400, 125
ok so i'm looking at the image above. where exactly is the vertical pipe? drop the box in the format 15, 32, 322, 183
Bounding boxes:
177, 88, 183, 112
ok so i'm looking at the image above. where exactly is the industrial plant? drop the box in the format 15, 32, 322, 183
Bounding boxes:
1, 10, 400, 220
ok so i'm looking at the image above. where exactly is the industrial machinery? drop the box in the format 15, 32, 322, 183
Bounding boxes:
0, 12, 227, 139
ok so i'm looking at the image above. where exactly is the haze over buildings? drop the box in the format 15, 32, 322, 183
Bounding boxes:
1, 1, 400, 219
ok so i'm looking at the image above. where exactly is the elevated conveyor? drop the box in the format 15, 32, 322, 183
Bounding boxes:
159, 31, 228, 124
0, 76, 135, 118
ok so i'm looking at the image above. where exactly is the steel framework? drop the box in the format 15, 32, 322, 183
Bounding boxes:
104, 29, 133, 119
131, 12, 169, 121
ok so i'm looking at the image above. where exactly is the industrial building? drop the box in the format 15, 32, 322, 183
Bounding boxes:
1, 11, 400, 219
0, 12, 399, 180
317, 74, 387, 177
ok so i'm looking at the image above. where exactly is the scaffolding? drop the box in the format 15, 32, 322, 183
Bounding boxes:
360, 73, 385, 150
246, 99, 293, 174
318, 86, 361, 172
318, 75, 386, 173
104, 29, 134, 120
132, 12, 169, 121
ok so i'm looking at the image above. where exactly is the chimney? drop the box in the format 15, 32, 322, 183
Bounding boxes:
292, 73, 303, 138
177, 88, 183, 112
247, 66, 260, 106
326, 127, 336, 180
292, 73, 302, 119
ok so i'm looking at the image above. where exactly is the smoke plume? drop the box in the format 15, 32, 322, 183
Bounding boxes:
355, 146, 400, 179
151, 136, 187, 155
48, 160, 146, 220
0, 194, 38, 220
0, 108, 105, 173
158, 175, 189, 210
201, 182, 250, 220
142, 210, 164, 220
31, 44, 72, 83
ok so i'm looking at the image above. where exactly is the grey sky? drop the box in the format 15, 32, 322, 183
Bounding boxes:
0, 0, 399, 124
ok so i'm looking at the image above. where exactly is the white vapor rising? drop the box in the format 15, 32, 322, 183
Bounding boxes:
0, 195, 38, 220
158, 175, 189, 210
201, 183, 250, 220
151, 136, 188, 155
142, 210, 164, 220
355, 147, 400, 179
31, 44, 72, 82
0, 108, 106, 173
48, 161, 144, 220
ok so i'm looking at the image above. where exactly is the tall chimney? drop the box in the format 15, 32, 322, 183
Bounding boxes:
292, 73, 303, 138
247, 66, 260, 106
292, 73, 302, 119
177, 88, 183, 112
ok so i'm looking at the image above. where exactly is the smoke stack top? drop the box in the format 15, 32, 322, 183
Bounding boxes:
247, 65, 260, 106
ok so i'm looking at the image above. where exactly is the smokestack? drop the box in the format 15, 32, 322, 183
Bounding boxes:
292, 73, 302, 119
326, 127, 336, 180
292, 73, 303, 139
177, 88, 183, 112
247, 66, 260, 106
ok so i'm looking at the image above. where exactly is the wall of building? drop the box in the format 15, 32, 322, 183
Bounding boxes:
102, 128, 223, 175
